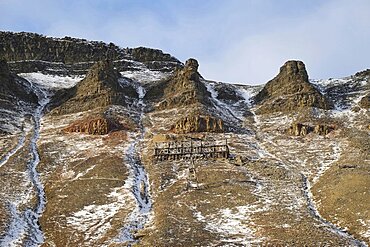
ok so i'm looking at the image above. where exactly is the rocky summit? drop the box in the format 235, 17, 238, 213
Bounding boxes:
146, 57, 211, 111
254, 60, 333, 114
0, 31, 369, 247
51, 60, 138, 115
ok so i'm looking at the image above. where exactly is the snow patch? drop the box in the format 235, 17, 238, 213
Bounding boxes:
310, 77, 352, 88
237, 87, 256, 107
358, 219, 370, 239
19, 73, 84, 90
0, 202, 28, 247
312, 142, 341, 185
120, 69, 170, 85
67, 187, 133, 242
204, 81, 243, 122
194, 206, 266, 245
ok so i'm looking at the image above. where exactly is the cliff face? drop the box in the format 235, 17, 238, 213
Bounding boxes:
172, 115, 224, 134
51, 60, 137, 115
0, 32, 123, 63
63, 116, 122, 135
254, 61, 333, 114
0, 31, 182, 74
288, 122, 335, 136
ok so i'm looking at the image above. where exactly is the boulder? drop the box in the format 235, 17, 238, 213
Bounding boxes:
254, 61, 333, 114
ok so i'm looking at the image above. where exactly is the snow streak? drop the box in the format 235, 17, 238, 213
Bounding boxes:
204, 81, 243, 122
251, 108, 368, 246
118, 84, 152, 245
0, 82, 50, 246
0, 134, 26, 169
0, 202, 28, 247
23, 84, 50, 246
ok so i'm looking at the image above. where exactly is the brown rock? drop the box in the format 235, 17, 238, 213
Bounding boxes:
288, 122, 335, 136
172, 115, 224, 134
63, 116, 122, 135
313, 124, 335, 135
288, 123, 311, 136
102, 130, 128, 145
359, 94, 370, 109
254, 61, 333, 114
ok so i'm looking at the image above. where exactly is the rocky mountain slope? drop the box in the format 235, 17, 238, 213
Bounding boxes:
0, 31, 369, 246
0, 59, 38, 134
51, 60, 138, 115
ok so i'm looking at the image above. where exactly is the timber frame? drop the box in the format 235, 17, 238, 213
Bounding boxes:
154, 139, 229, 161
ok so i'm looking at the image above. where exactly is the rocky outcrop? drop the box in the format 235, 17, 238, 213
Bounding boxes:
254, 61, 333, 114
288, 122, 335, 136
0, 59, 38, 104
359, 94, 370, 109
63, 116, 122, 135
288, 123, 312, 136
0, 31, 181, 74
215, 83, 244, 103
172, 115, 224, 134
146, 58, 211, 110
313, 124, 335, 135
355, 69, 370, 78
129, 46, 177, 63
51, 60, 138, 115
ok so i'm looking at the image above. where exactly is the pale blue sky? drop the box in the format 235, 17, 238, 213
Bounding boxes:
1, 0, 369, 84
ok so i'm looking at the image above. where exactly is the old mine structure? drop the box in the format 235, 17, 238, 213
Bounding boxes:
154, 139, 230, 161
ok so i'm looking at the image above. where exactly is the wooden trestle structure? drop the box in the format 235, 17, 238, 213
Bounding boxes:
154, 139, 229, 161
